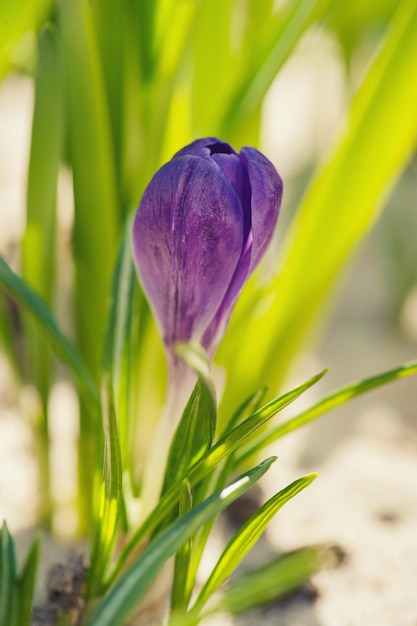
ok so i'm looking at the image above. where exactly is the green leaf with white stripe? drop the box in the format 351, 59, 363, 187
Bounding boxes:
85, 457, 277, 626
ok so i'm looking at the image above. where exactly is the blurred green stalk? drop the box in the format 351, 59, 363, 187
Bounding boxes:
22, 26, 64, 526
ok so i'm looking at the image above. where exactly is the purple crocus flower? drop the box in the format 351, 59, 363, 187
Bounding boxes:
132, 137, 283, 360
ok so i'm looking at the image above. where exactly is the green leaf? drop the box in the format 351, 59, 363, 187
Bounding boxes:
171, 479, 193, 612
22, 26, 62, 306
162, 377, 217, 496
0, 292, 18, 373
208, 545, 335, 616
18, 537, 40, 626
111, 369, 325, 580
222, 388, 267, 436
135, 0, 199, 175
102, 219, 136, 472
85, 457, 277, 626
327, 0, 398, 64
89, 225, 135, 597
58, 0, 119, 379
170, 545, 335, 626
0, 257, 99, 409
238, 358, 417, 465
224, 0, 417, 401
88, 376, 122, 598
0, 522, 17, 625
0, 526, 39, 626
22, 24, 64, 397
191, 0, 236, 135
193, 473, 317, 612
181, 388, 269, 599
90, 0, 126, 204
220, 0, 335, 140
202, 370, 325, 473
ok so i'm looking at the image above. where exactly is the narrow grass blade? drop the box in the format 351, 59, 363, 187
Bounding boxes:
162, 372, 216, 497
90, 0, 126, 204
238, 358, 417, 465
89, 226, 136, 597
193, 473, 317, 612
182, 388, 270, 591
0, 292, 18, 373
201, 370, 325, 474
18, 537, 40, 626
112, 370, 325, 579
22, 25, 64, 397
222, 388, 267, 435
85, 457, 277, 626
88, 376, 122, 599
131, 0, 199, 176
0, 257, 99, 409
206, 545, 336, 616
221, 0, 334, 140
59, 0, 119, 379
171, 479, 193, 611
191, 0, 236, 134
0, 522, 17, 625
102, 220, 136, 471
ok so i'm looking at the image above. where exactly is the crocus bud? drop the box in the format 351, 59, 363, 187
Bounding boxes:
132, 137, 283, 358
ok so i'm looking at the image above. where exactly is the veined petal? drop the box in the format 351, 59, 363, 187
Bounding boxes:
241, 147, 283, 271
202, 148, 282, 352
132, 156, 244, 346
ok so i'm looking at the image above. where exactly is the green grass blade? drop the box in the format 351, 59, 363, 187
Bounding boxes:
89, 226, 136, 597
222, 388, 267, 435
24, 35, 62, 333
0, 292, 18, 373
130, 0, 199, 176
207, 545, 336, 616
193, 473, 317, 612
161, 376, 216, 497
220, 0, 334, 140
22, 25, 64, 397
191, 0, 236, 135
59, 0, 120, 531
205, 370, 325, 467
21, 22, 65, 526
0, 257, 99, 409
182, 388, 270, 592
85, 457, 277, 626
58, 0, 119, 380
171, 479, 193, 612
0, 522, 17, 625
112, 369, 325, 579
90, 0, 125, 205
238, 358, 417, 465
18, 537, 40, 626
170, 545, 333, 626
224, 0, 417, 400
88, 376, 122, 598
102, 220, 136, 472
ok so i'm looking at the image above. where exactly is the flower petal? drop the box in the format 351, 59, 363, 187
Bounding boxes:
132, 155, 244, 346
241, 147, 283, 271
